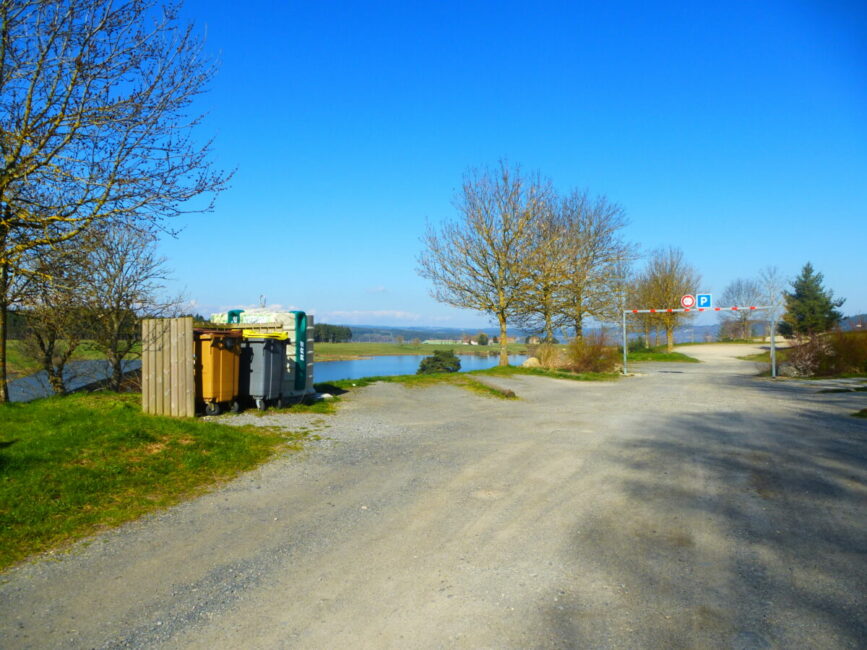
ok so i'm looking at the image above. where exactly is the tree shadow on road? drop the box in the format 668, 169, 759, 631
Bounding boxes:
541, 385, 867, 648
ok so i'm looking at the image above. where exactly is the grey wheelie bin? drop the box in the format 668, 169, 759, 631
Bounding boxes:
239, 331, 288, 410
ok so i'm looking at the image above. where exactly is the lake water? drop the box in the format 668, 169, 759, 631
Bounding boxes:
314, 354, 529, 383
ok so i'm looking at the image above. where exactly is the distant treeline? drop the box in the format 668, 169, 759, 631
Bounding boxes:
313, 323, 352, 343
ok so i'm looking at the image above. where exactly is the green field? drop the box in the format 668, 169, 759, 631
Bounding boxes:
0, 393, 306, 570
314, 341, 529, 361
4, 339, 126, 380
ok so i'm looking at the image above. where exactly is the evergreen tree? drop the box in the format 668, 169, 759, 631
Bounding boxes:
778, 263, 844, 337
417, 350, 461, 374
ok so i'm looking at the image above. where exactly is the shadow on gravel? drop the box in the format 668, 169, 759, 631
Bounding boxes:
543, 395, 867, 647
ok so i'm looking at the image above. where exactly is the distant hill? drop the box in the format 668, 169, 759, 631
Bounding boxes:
341, 324, 515, 343
841, 314, 867, 331
332, 314, 867, 345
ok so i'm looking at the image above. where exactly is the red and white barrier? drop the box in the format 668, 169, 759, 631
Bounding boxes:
627, 306, 772, 314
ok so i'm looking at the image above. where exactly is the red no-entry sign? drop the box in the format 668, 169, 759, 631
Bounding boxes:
681, 294, 696, 309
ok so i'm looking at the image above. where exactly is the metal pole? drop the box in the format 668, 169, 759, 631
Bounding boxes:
770, 317, 777, 378
622, 310, 628, 375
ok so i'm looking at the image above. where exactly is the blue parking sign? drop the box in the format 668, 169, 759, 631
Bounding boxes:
697, 293, 712, 308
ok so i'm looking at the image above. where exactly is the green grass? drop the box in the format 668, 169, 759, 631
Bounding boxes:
478, 365, 620, 381
314, 341, 528, 361
5, 340, 42, 378
4, 339, 137, 379
0, 392, 306, 570
243, 396, 340, 416
319, 364, 617, 400
737, 349, 790, 363
626, 348, 700, 363
318, 370, 517, 399
853, 408, 867, 419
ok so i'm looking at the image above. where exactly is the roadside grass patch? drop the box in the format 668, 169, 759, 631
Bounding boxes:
626, 348, 700, 363
478, 365, 619, 382
319, 364, 617, 400
0, 392, 304, 571
853, 408, 867, 419
245, 398, 339, 416
737, 349, 790, 363
318, 371, 517, 399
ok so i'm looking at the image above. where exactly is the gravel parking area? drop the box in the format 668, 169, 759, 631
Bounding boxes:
1, 344, 865, 648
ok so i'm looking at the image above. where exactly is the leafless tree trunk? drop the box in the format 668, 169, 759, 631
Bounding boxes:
19, 242, 90, 394
558, 191, 635, 338
0, 0, 230, 401
640, 248, 701, 352
512, 202, 568, 342
418, 162, 548, 366
80, 224, 177, 391
719, 278, 762, 340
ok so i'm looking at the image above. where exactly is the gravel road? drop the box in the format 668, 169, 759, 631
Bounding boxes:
2, 344, 866, 648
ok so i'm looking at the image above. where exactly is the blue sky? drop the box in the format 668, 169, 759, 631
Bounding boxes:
159, 0, 867, 328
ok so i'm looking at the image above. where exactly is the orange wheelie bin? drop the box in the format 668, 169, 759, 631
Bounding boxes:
194, 329, 242, 415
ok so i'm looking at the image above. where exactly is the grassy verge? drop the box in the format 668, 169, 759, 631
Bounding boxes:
627, 348, 700, 363
478, 365, 620, 381
319, 371, 517, 399
853, 409, 867, 419
0, 392, 305, 571
737, 349, 790, 363
314, 341, 528, 361
319, 364, 617, 399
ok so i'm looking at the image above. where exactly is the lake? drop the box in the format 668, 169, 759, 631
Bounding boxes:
314, 354, 529, 383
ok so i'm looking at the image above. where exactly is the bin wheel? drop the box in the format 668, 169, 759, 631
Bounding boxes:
255, 398, 266, 411
204, 402, 220, 416
229, 400, 241, 413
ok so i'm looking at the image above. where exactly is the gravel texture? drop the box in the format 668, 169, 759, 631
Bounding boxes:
1, 344, 866, 648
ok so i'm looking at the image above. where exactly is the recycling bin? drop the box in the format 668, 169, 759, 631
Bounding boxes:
239, 331, 288, 410
194, 329, 242, 415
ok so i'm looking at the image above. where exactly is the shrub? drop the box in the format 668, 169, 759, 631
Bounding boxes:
628, 336, 649, 352
818, 331, 867, 375
563, 335, 618, 373
417, 350, 461, 374
536, 343, 562, 369
786, 336, 826, 376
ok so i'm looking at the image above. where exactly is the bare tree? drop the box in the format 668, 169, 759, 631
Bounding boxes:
19, 243, 90, 393
719, 278, 763, 340
79, 224, 177, 390
558, 191, 635, 337
418, 162, 548, 366
0, 0, 230, 402
512, 200, 569, 342
641, 247, 701, 352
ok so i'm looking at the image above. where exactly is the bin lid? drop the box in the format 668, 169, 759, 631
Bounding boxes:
242, 330, 289, 340
195, 328, 243, 339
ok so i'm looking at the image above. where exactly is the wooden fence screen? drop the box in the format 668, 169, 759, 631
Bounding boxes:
141, 317, 195, 417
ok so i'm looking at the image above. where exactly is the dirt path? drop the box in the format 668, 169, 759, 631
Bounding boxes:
2, 344, 866, 648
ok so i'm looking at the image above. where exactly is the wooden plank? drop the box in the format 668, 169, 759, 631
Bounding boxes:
162, 320, 172, 414
147, 319, 158, 415
142, 320, 151, 413
180, 317, 192, 417
154, 320, 165, 416
170, 318, 179, 416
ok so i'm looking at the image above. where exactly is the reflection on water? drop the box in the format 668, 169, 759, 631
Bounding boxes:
315, 354, 529, 383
